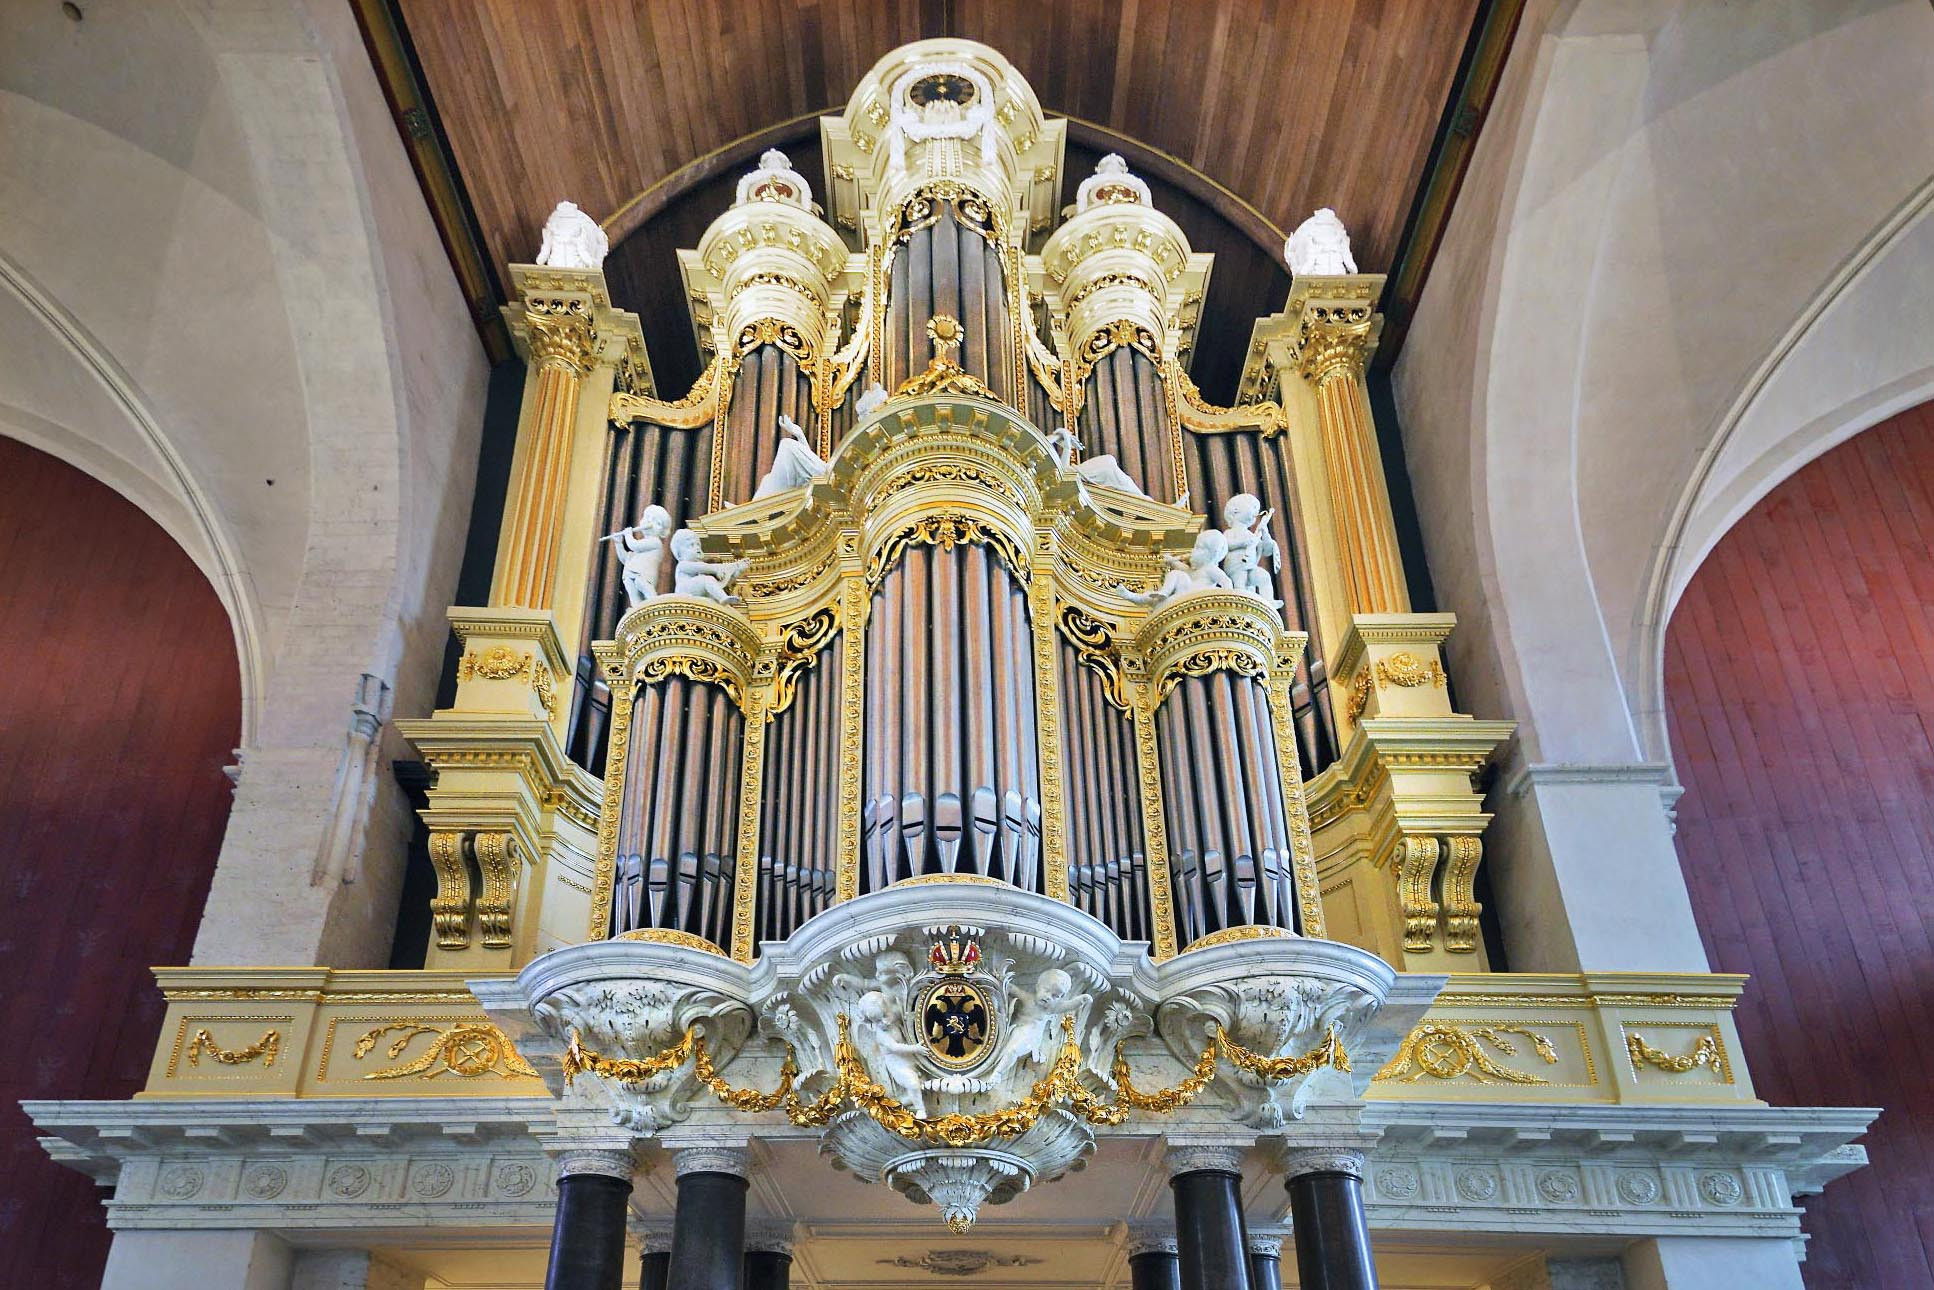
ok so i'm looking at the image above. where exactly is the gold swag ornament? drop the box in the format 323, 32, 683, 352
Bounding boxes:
562, 1015, 1350, 1148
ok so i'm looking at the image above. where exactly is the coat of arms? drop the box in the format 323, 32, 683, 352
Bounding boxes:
915, 928, 997, 1071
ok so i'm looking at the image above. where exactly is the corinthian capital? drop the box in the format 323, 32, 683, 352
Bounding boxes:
524, 301, 598, 375
1296, 304, 1376, 383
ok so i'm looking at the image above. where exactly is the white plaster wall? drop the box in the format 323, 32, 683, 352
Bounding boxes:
1393, 0, 1934, 969
0, 0, 489, 968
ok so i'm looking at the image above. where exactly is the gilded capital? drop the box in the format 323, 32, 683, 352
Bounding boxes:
523, 301, 598, 375
1297, 305, 1376, 384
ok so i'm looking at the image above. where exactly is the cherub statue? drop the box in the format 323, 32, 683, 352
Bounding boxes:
854, 380, 889, 420
752, 413, 830, 499
1046, 426, 1145, 497
601, 504, 672, 608
875, 949, 916, 1019
1119, 529, 1231, 605
536, 200, 609, 270
670, 528, 746, 603
1283, 207, 1356, 277
1220, 493, 1282, 604
851, 990, 928, 1116
987, 968, 1092, 1083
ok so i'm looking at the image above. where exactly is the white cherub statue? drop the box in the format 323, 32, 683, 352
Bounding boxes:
1220, 493, 1282, 604
752, 413, 830, 500
670, 528, 747, 603
852, 990, 928, 1116
536, 200, 609, 270
602, 504, 673, 608
854, 380, 889, 420
1120, 529, 1232, 605
987, 968, 1092, 1083
1046, 426, 1145, 497
1284, 207, 1356, 277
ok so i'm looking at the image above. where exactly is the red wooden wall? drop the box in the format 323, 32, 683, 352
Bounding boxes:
1665, 402, 1934, 1288
0, 438, 240, 1287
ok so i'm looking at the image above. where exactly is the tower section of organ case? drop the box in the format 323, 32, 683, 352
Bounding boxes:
583, 39, 1349, 963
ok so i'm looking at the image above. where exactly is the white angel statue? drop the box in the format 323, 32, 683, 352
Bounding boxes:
752, 413, 830, 499
670, 529, 747, 604
1283, 207, 1356, 277
1120, 529, 1232, 605
1220, 493, 1282, 605
1046, 426, 1145, 497
601, 504, 672, 608
854, 381, 889, 420
536, 200, 608, 270
986, 968, 1091, 1083
851, 991, 929, 1116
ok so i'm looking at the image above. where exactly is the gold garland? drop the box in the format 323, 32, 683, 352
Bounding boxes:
1626, 1030, 1722, 1075
561, 1015, 1350, 1147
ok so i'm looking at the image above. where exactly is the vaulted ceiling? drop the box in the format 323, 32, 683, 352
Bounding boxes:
381, 0, 1505, 390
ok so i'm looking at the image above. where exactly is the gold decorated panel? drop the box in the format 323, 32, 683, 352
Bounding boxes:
1365, 972, 1759, 1107
140, 970, 539, 1100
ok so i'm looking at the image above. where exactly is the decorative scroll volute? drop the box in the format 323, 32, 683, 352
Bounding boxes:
1132, 592, 1287, 707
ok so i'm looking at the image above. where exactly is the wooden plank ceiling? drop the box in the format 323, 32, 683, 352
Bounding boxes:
394, 0, 1485, 386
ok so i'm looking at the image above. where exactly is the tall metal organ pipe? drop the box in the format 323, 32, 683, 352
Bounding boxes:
1154, 671, 1301, 947
609, 675, 744, 946
861, 543, 1041, 894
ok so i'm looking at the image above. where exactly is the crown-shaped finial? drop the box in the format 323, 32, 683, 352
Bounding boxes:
928, 927, 982, 975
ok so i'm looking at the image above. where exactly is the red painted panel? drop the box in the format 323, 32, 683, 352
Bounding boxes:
0, 438, 239, 1288
1666, 402, 1934, 1288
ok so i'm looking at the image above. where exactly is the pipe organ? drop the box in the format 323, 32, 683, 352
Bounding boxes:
412, 38, 1510, 978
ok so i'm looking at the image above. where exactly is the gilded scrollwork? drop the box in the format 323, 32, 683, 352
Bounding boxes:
1374, 1022, 1559, 1085
864, 512, 1030, 589
351, 1021, 539, 1081
768, 607, 840, 718
610, 353, 725, 429
1057, 603, 1131, 710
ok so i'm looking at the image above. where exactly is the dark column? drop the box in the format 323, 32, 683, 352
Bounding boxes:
544, 1149, 635, 1290
638, 1251, 669, 1290
743, 1219, 796, 1290
1246, 1231, 1285, 1290
1126, 1225, 1182, 1290
666, 1147, 751, 1290
1166, 1146, 1253, 1290
1283, 1149, 1377, 1290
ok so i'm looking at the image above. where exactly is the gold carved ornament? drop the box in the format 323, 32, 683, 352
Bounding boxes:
1375, 651, 1446, 688
562, 1015, 1349, 1148
352, 1021, 539, 1081
1164, 358, 1289, 438
1059, 604, 1131, 711
865, 513, 1030, 590
609, 353, 725, 430
1626, 1031, 1722, 1075
637, 654, 746, 711
889, 314, 1000, 403
184, 1028, 281, 1069
768, 607, 840, 719
1374, 1022, 1558, 1085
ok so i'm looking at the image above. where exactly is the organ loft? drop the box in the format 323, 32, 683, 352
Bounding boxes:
31, 38, 1872, 1290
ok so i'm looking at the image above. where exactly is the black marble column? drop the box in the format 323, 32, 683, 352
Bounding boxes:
1166, 1146, 1253, 1290
544, 1150, 635, 1290
1127, 1225, 1182, 1290
1283, 1149, 1377, 1290
667, 1147, 751, 1290
1246, 1230, 1285, 1290
743, 1219, 795, 1290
